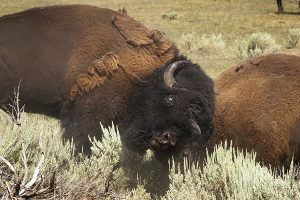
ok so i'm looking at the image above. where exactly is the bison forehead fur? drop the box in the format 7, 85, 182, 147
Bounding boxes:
0, 5, 214, 161
211, 54, 300, 168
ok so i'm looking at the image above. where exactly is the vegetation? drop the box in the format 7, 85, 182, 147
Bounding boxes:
1, 0, 300, 199
179, 33, 226, 53
164, 143, 300, 200
1, 109, 299, 199
233, 32, 281, 59
161, 11, 178, 21
287, 28, 300, 49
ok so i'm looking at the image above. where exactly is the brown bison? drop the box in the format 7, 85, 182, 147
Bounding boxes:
211, 54, 300, 167
0, 5, 215, 160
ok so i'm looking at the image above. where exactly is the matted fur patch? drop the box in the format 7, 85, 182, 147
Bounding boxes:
112, 13, 174, 56
69, 52, 119, 101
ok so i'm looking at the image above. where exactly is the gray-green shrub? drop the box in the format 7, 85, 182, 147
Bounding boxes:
1, 111, 299, 200
161, 11, 178, 20
0, 112, 148, 199
179, 32, 226, 53
163, 142, 300, 200
287, 28, 300, 49
233, 32, 280, 59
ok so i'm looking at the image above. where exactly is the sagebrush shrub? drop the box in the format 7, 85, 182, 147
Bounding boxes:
161, 11, 178, 20
1, 111, 300, 200
0, 111, 149, 199
233, 32, 280, 59
125, 185, 152, 200
179, 32, 226, 53
287, 28, 300, 49
163, 142, 300, 200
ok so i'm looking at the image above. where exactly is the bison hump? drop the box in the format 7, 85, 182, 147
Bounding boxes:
112, 14, 152, 46
112, 13, 174, 56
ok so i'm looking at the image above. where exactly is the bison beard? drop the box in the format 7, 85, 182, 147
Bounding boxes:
0, 5, 215, 163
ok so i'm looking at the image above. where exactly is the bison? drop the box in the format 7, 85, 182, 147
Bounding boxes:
0, 5, 215, 161
211, 54, 300, 167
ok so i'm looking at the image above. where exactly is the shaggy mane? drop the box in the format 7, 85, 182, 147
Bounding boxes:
69, 52, 120, 101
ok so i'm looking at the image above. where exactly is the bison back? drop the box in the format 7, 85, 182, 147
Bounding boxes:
0, 5, 176, 118
212, 54, 300, 167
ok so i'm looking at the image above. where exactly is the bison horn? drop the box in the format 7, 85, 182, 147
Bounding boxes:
189, 118, 202, 136
163, 60, 189, 88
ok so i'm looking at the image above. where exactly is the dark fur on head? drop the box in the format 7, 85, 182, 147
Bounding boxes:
120, 56, 215, 161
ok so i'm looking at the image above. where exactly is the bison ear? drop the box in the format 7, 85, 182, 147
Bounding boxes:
163, 60, 189, 88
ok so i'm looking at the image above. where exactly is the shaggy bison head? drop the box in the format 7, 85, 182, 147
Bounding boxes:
120, 59, 215, 160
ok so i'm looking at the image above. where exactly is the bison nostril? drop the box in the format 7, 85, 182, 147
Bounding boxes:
157, 133, 168, 144
163, 133, 170, 142
158, 132, 177, 145
150, 131, 177, 148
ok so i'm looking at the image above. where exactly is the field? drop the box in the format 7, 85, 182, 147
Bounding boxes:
1, 0, 300, 199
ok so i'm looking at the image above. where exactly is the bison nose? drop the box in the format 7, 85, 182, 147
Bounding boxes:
155, 131, 177, 146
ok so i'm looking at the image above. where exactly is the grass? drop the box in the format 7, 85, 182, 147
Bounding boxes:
1, 0, 300, 199
1, 110, 299, 199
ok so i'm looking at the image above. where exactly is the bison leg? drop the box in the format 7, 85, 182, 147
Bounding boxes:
276, 0, 284, 13
61, 115, 102, 155
0, 58, 13, 106
60, 103, 104, 155
289, 117, 300, 166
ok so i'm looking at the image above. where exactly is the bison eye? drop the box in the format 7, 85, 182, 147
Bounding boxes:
164, 95, 175, 107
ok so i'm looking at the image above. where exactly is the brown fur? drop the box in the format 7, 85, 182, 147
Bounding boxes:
0, 5, 176, 107
211, 54, 300, 167
0, 5, 177, 151
69, 52, 120, 101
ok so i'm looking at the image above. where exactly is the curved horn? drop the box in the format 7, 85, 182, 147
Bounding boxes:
163, 60, 189, 88
189, 118, 202, 136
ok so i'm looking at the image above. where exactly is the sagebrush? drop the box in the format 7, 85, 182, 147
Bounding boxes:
233, 32, 281, 59
179, 32, 226, 54
287, 28, 300, 49
1, 111, 299, 199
